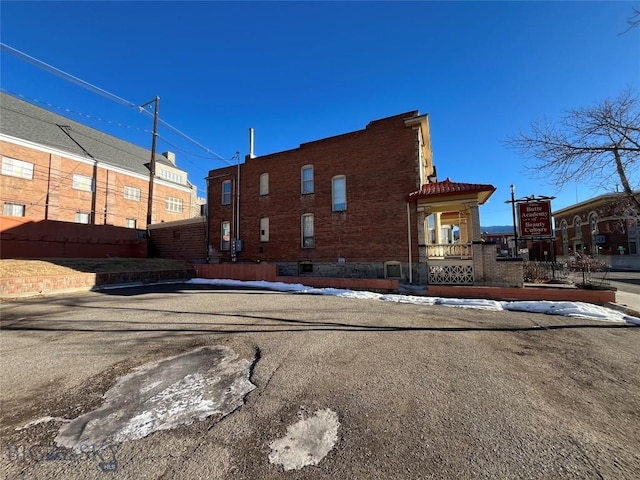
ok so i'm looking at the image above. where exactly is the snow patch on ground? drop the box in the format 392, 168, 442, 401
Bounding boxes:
55, 346, 256, 450
268, 409, 340, 471
186, 278, 640, 325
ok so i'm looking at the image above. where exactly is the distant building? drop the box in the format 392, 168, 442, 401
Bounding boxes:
553, 192, 639, 269
206, 112, 521, 286
0, 92, 202, 227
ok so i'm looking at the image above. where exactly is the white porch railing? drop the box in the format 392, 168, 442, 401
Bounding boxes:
427, 259, 474, 285
425, 243, 472, 259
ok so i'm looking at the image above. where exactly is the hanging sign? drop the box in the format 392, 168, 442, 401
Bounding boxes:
518, 200, 552, 238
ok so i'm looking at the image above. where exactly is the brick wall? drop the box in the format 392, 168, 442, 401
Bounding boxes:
148, 217, 207, 262
207, 112, 422, 280
1, 269, 194, 298
473, 242, 523, 287
1, 140, 195, 229
0, 215, 147, 259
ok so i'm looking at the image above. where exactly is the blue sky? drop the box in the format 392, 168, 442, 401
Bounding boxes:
1, 1, 639, 226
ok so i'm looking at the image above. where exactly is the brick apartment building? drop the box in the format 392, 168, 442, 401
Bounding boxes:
0, 92, 203, 228
553, 192, 640, 270
207, 112, 516, 286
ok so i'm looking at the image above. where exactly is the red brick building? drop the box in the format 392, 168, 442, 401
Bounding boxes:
207, 112, 509, 285
0, 93, 202, 229
553, 192, 640, 270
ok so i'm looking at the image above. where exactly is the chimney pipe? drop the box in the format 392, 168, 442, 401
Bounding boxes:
249, 128, 256, 159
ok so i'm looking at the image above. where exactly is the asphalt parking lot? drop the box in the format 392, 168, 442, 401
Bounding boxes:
1, 284, 639, 479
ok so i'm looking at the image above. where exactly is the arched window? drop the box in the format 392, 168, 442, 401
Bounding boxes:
332, 176, 346, 211
301, 165, 314, 194
573, 216, 582, 239
301, 214, 314, 248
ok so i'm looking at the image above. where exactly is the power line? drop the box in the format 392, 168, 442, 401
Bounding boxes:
1, 42, 235, 166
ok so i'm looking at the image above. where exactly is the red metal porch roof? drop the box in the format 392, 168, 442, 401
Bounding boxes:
407, 178, 496, 203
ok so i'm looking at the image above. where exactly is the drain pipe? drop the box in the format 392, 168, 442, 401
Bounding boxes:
407, 202, 413, 284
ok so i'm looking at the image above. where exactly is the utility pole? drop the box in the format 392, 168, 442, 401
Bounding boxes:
505, 184, 519, 258
141, 96, 160, 226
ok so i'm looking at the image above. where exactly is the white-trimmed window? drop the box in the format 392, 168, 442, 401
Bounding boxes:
260, 173, 269, 196
124, 186, 141, 201
302, 213, 314, 248
3, 203, 25, 217
301, 165, 314, 194
75, 212, 90, 224
2, 157, 33, 180
72, 174, 94, 192
332, 176, 346, 211
159, 169, 183, 184
260, 217, 269, 242
222, 180, 232, 205
165, 197, 183, 213
126, 218, 137, 229
221, 221, 231, 250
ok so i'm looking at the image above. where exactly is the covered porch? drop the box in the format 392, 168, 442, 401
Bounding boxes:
407, 178, 500, 285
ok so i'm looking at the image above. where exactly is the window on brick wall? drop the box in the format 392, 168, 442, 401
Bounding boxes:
75, 212, 90, 224
3, 203, 25, 217
1, 157, 33, 180
260, 217, 269, 242
301, 165, 314, 194
165, 197, 183, 213
260, 173, 269, 196
222, 180, 232, 205
301, 213, 314, 248
124, 186, 141, 201
72, 174, 94, 192
221, 221, 231, 250
332, 176, 346, 211
126, 218, 137, 229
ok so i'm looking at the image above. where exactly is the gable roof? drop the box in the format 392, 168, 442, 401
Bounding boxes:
407, 178, 496, 204
0, 92, 182, 176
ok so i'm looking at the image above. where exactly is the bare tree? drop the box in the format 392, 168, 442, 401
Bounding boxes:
506, 88, 640, 213
621, 7, 640, 34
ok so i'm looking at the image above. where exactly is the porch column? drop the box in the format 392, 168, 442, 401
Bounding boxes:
417, 207, 429, 284
459, 213, 469, 244
434, 212, 442, 244
465, 201, 482, 242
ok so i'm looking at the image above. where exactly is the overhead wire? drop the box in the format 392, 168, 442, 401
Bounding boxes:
1, 42, 236, 166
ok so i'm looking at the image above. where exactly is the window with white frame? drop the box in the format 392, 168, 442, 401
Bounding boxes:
301, 165, 314, 194
159, 169, 183, 184
3, 203, 25, 217
72, 174, 94, 192
260, 217, 269, 242
75, 212, 90, 224
222, 180, 232, 205
124, 186, 141, 201
332, 176, 346, 211
126, 218, 137, 229
301, 214, 314, 248
221, 221, 231, 250
2, 157, 33, 180
165, 197, 183, 213
260, 173, 269, 196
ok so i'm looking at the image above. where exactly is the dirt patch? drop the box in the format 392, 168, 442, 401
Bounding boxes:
0, 258, 191, 278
